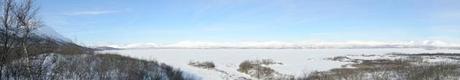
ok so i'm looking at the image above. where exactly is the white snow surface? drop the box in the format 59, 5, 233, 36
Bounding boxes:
102, 40, 460, 49
101, 48, 460, 80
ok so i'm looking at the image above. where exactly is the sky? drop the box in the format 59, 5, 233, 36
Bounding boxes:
38, 0, 460, 45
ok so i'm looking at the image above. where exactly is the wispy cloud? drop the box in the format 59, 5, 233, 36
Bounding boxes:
65, 10, 119, 16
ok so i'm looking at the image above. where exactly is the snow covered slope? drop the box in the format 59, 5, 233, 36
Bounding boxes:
33, 26, 71, 42
1, 53, 192, 80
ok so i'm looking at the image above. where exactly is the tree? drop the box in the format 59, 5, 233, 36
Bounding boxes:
0, 0, 40, 64
14, 0, 40, 59
0, 0, 17, 64
0, 0, 40, 78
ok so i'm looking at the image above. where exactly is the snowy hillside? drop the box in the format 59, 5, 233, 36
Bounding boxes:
1, 53, 193, 80
33, 26, 72, 42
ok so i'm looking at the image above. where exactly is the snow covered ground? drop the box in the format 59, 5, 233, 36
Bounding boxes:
101, 48, 460, 80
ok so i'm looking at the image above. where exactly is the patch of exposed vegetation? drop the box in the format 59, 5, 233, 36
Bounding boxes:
304, 63, 460, 80
238, 59, 288, 79
392, 53, 460, 56
352, 59, 411, 68
189, 61, 215, 69
329, 56, 352, 62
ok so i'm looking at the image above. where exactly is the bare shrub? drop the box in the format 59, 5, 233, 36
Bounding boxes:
238, 60, 254, 73
330, 56, 352, 62
257, 59, 283, 65
238, 59, 280, 79
189, 61, 215, 69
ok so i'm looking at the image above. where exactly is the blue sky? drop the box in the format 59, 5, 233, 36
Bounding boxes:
38, 0, 460, 45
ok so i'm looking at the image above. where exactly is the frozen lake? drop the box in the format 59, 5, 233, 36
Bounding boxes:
102, 48, 460, 80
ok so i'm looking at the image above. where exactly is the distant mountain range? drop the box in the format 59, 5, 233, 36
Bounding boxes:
95, 40, 460, 49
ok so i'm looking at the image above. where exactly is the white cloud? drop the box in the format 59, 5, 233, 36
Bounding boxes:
99, 40, 460, 49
